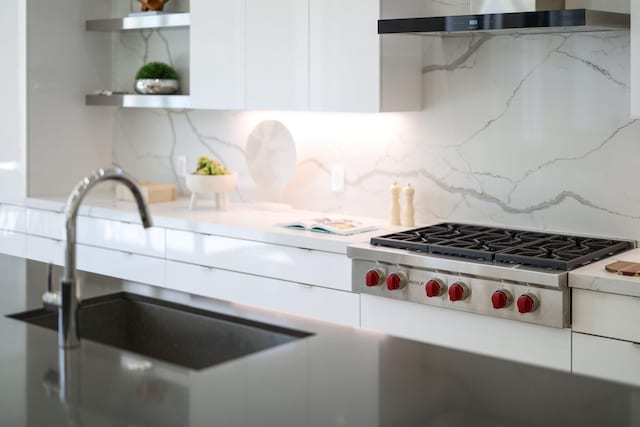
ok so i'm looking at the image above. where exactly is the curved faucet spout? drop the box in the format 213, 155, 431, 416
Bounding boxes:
60, 168, 153, 349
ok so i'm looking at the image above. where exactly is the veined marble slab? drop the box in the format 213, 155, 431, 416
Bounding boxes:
110, 0, 639, 241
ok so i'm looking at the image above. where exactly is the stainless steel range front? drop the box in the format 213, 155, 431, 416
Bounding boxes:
348, 223, 633, 328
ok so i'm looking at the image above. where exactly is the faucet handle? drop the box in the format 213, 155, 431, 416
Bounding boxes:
42, 263, 60, 311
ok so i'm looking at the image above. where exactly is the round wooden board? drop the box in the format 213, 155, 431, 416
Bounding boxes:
605, 260, 640, 276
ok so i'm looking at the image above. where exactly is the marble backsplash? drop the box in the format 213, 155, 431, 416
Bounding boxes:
110, 2, 640, 240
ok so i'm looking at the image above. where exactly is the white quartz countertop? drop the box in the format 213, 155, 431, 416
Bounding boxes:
21, 193, 405, 254
570, 248, 640, 298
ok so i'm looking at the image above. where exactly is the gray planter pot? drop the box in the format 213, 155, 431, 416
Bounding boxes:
135, 79, 179, 94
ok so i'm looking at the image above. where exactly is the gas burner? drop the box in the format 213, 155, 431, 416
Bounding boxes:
371, 223, 633, 271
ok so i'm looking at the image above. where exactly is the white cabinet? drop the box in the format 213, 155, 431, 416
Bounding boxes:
246, 0, 309, 110
0, 231, 26, 259
190, 0, 422, 112
77, 245, 165, 287
573, 332, 640, 386
191, 0, 308, 111
361, 294, 572, 371
190, 0, 245, 110
26, 235, 64, 266
77, 216, 165, 258
0, 204, 27, 257
572, 289, 640, 343
26, 208, 65, 240
165, 229, 351, 291
166, 260, 359, 326
309, 0, 422, 112
572, 288, 640, 384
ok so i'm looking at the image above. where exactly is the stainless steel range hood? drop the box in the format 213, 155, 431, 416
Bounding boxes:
378, 0, 629, 35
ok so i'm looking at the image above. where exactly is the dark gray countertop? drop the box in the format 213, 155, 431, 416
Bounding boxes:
1, 254, 639, 427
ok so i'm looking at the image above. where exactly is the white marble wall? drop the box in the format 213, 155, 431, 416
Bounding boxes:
110, 1, 640, 240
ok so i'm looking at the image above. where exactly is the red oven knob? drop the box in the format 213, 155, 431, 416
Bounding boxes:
426, 279, 445, 298
386, 272, 407, 291
365, 268, 385, 287
517, 294, 539, 314
491, 290, 512, 309
448, 282, 469, 302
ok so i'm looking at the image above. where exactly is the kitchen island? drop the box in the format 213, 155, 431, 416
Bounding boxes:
0, 254, 638, 427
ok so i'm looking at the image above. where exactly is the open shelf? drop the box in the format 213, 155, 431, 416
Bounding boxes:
86, 12, 190, 32
86, 94, 191, 109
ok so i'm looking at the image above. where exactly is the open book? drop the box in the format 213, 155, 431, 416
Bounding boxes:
278, 217, 377, 236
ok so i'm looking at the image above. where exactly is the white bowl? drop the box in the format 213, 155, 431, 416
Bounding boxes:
185, 173, 238, 210
185, 172, 238, 193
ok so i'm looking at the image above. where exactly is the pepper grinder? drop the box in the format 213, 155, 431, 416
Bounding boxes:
402, 184, 415, 227
389, 182, 401, 225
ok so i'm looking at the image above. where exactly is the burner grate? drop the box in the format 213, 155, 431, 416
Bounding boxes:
371, 223, 633, 270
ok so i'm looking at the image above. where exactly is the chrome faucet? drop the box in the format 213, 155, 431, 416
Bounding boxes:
59, 168, 153, 349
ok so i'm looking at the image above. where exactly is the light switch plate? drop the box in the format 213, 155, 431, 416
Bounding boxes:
175, 155, 187, 177
331, 165, 345, 193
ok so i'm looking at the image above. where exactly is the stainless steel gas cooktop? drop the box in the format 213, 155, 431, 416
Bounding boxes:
347, 223, 634, 328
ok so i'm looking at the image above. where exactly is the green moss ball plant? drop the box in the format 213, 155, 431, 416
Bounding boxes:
134, 62, 179, 94
135, 62, 178, 80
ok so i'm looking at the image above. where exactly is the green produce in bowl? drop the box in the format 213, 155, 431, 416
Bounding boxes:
193, 156, 231, 176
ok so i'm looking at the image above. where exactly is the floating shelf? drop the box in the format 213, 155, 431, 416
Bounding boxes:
86, 12, 190, 32
86, 94, 191, 109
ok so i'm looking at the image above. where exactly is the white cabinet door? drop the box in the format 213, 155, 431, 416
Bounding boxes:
309, 0, 380, 112
0, 230, 26, 259
361, 294, 571, 371
165, 229, 351, 291
190, 0, 246, 109
573, 332, 640, 386
245, 0, 309, 110
26, 235, 64, 265
572, 289, 640, 343
77, 216, 165, 258
77, 245, 165, 288
166, 260, 359, 327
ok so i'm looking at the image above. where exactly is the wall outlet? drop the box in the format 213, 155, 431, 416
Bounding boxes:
175, 155, 187, 177
331, 165, 345, 193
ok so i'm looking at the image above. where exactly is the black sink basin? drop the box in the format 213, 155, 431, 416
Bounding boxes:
7, 292, 312, 370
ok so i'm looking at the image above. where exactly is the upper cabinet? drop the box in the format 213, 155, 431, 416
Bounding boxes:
246, 0, 310, 110
309, 0, 422, 112
190, 0, 245, 110
190, 0, 423, 112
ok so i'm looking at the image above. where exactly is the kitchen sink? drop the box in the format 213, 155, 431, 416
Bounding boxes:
7, 292, 312, 370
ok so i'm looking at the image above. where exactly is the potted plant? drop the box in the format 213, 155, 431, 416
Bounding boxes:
134, 62, 179, 94
185, 156, 238, 210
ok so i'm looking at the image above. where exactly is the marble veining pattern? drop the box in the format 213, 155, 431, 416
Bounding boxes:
110, 0, 639, 240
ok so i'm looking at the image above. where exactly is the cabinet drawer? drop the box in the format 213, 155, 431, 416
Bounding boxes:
166, 260, 359, 327
77, 216, 165, 258
573, 289, 640, 342
26, 209, 65, 240
573, 332, 640, 386
166, 229, 351, 291
26, 235, 64, 265
0, 204, 26, 233
0, 230, 26, 258
361, 294, 571, 371
27, 235, 165, 287
77, 245, 165, 287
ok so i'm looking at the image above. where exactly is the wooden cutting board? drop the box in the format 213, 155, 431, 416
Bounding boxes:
605, 261, 640, 276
